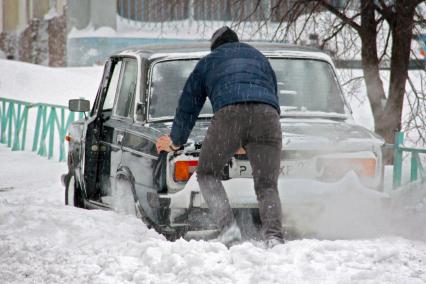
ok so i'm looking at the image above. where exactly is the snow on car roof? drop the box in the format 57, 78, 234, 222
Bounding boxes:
117, 42, 334, 64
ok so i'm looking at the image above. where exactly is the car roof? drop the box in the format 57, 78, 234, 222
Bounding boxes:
117, 42, 334, 64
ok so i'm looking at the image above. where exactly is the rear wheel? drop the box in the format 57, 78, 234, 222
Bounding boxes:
65, 175, 85, 208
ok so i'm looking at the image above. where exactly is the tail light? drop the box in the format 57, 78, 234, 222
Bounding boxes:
350, 158, 376, 177
65, 134, 71, 142
174, 160, 198, 182
317, 157, 376, 181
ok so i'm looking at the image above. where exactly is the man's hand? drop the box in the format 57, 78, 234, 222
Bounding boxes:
156, 135, 172, 153
156, 135, 180, 154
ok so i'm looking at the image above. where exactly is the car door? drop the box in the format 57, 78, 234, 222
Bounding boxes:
100, 57, 139, 203
82, 57, 138, 202
80, 58, 116, 200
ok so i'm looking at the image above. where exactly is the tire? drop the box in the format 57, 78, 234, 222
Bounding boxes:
65, 175, 85, 208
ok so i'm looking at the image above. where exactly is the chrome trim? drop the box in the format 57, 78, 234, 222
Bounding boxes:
100, 141, 121, 150
122, 146, 158, 160
125, 128, 157, 141
148, 114, 213, 123
86, 199, 112, 210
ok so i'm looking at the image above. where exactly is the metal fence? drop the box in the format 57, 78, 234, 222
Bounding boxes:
392, 131, 426, 189
0, 97, 83, 162
1, 97, 424, 189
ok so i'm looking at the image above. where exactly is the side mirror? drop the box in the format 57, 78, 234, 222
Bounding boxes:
69, 99, 90, 112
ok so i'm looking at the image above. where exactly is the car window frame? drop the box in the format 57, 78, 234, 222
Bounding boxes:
110, 55, 140, 123
133, 57, 149, 125
91, 58, 114, 117
102, 60, 123, 112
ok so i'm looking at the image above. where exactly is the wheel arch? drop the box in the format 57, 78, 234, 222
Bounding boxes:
114, 166, 160, 231
115, 166, 136, 189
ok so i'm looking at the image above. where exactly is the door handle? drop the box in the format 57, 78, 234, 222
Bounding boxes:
117, 133, 124, 145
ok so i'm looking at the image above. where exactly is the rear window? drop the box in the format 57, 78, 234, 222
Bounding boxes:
148, 57, 345, 119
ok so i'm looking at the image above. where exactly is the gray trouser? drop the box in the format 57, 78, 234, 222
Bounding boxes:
197, 103, 283, 240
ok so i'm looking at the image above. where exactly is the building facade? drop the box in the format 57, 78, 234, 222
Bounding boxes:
116, 0, 353, 23
0, 0, 66, 65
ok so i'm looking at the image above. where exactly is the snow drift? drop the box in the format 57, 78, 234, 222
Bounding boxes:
1, 145, 426, 283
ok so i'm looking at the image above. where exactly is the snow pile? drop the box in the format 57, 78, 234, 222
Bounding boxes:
0, 59, 102, 105
281, 172, 426, 241
1, 145, 426, 283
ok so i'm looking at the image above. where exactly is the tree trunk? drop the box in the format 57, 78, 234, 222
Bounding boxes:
375, 1, 416, 163
359, 1, 388, 149
378, 2, 416, 140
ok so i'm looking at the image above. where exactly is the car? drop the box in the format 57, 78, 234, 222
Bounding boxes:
62, 42, 385, 240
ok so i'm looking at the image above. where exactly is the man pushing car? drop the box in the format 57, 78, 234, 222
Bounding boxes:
156, 26, 284, 247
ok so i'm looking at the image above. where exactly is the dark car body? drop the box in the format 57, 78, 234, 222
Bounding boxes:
63, 43, 385, 239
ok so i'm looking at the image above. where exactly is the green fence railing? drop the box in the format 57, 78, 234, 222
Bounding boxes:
0, 98, 30, 151
393, 131, 426, 189
2, 97, 426, 188
0, 97, 84, 162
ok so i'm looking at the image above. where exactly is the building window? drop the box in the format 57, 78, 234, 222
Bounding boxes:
117, 0, 189, 22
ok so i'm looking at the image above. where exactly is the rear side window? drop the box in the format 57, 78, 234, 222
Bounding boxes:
114, 59, 138, 118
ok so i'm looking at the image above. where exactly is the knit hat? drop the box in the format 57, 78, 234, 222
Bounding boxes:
210, 26, 239, 50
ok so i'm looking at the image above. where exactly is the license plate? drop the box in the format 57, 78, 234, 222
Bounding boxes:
228, 158, 309, 178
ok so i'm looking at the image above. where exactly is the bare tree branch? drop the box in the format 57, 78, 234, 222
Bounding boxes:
378, 21, 391, 62
341, 75, 365, 87
315, 0, 361, 32
320, 21, 347, 49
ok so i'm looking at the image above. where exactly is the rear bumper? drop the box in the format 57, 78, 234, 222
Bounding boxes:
160, 172, 368, 210
159, 171, 387, 235
160, 173, 259, 210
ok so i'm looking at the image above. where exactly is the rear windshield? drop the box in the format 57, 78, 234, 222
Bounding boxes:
148, 58, 345, 119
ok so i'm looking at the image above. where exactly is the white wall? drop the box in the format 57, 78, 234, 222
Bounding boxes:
17, 0, 27, 32
90, 0, 116, 29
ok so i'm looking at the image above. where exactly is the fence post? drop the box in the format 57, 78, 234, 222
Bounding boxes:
11, 103, 22, 151
21, 106, 29, 150
6, 101, 14, 147
411, 152, 419, 182
32, 104, 43, 151
37, 106, 49, 157
393, 131, 404, 189
48, 107, 57, 159
0, 100, 5, 143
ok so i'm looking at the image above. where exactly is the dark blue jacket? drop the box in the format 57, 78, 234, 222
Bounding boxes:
170, 42, 279, 146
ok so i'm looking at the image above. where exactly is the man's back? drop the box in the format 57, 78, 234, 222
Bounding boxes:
158, 27, 285, 246
196, 42, 280, 113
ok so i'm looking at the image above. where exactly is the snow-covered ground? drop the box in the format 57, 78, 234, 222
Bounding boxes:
1, 144, 426, 283
1, 52, 426, 283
